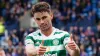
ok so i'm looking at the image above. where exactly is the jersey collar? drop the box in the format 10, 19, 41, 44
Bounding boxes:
40, 27, 56, 37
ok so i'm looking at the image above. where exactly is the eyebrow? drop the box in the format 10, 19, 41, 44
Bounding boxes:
35, 16, 47, 20
42, 16, 47, 19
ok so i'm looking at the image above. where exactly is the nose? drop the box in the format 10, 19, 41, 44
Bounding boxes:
40, 20, 44, 24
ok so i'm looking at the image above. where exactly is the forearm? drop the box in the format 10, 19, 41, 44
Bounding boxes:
25, 44, 37, 56
26, 49, 37, 56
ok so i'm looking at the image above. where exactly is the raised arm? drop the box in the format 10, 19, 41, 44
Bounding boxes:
64, 34, 80, 56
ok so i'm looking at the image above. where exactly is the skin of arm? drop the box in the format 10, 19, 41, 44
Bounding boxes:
25, 40, 46, 56
25, 44, 37, 56
65, 34, 80, 56
66, 41, 80, 56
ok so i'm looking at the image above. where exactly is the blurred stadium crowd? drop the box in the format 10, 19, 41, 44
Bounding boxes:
0, 0, 100, 56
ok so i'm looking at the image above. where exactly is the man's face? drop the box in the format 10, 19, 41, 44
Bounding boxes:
34, 12, 53, 31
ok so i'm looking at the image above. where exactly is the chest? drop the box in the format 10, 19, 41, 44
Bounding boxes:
34, 37, 63, 46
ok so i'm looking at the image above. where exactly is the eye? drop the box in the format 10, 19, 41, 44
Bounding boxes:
36, 18, 40, 21
42, 16, 47, 20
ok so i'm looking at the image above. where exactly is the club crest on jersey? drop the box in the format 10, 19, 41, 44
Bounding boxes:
53, 39, 59, 45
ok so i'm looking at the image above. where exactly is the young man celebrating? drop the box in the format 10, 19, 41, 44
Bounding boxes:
25, 2, 80, 56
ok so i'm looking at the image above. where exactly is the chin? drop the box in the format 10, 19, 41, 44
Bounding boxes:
41, 27, 50, 31
41, 28, 48, 31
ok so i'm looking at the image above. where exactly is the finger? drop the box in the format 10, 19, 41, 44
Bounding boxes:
38, 52, 45, 55
68, 44, 76, 47
68, 44, 76, 48
40, 40, 44, 46
39, 49, 46, 51
40, 46, 46, 49
70, 34, 73, 41
69, 46, 76, 50
68, 44, 76, 50
38, 51, 46, 54
68, 41, 74, 44
41, 40, 44, 46
68, 43, 76, 47
39, 47, 46, 50
39, 51, 46, 53
41, 40, 44, 45
38, 51, 46, 55
70, 47, 76, 50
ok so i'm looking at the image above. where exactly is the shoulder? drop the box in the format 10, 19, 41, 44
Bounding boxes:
25, 29, 41, 39
54, 28, 70, 36
53, 28, 70, 40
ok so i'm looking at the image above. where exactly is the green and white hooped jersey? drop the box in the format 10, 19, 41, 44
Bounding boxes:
25, 27, 71, 56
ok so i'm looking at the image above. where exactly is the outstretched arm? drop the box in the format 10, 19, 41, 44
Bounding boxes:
25, 38, 37, 56
25, 39, 46, 56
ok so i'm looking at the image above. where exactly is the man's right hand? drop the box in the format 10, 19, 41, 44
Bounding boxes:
37, 40, 47, 55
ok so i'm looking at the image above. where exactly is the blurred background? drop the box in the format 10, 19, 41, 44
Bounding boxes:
0, 0, 100, 56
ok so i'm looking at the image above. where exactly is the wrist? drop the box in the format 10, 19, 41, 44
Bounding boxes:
73, 46, 80, 56
34, 48, 38, 55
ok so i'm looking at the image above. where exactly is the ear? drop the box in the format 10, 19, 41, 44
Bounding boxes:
50, 12, 53, 20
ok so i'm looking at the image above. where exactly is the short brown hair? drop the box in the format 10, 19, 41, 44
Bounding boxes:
31, 2, 51, 16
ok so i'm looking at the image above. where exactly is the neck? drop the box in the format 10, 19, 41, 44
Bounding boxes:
41, 26, 53, 36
